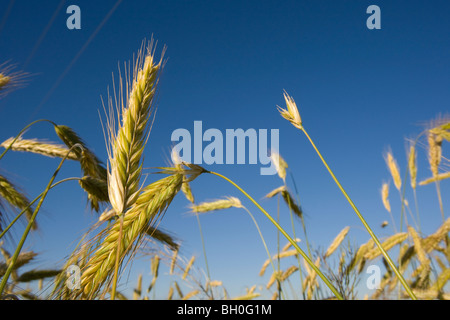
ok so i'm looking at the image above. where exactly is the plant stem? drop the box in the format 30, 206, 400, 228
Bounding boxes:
195, 212, 214, 299
284, 178, 306, 299
207, 170, 344, 300
300, 127, 416, 300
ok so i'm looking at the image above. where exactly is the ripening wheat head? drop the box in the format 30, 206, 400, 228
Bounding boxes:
80, 173, 183, 298
106, 40, 164, 215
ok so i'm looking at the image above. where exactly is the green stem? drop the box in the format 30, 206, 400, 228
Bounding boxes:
0, 145, 79, 296
288, 170, 313, 259
207, 170, 344, 300
284, 178, 306, 299
242, 205, 288, 299
300, 127, 416, 300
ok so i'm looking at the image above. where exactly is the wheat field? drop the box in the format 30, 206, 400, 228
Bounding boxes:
0, 2, 449, 302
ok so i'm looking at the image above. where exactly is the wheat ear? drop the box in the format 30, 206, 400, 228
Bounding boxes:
79, 173, 183, 298
106, 40, 164, 215
0, 137, 78, 160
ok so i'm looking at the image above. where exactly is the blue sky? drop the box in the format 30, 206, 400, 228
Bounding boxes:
0, 0, 449, 299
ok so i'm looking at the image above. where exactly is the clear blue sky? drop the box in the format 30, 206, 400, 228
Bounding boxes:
0, 0, 449, 299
